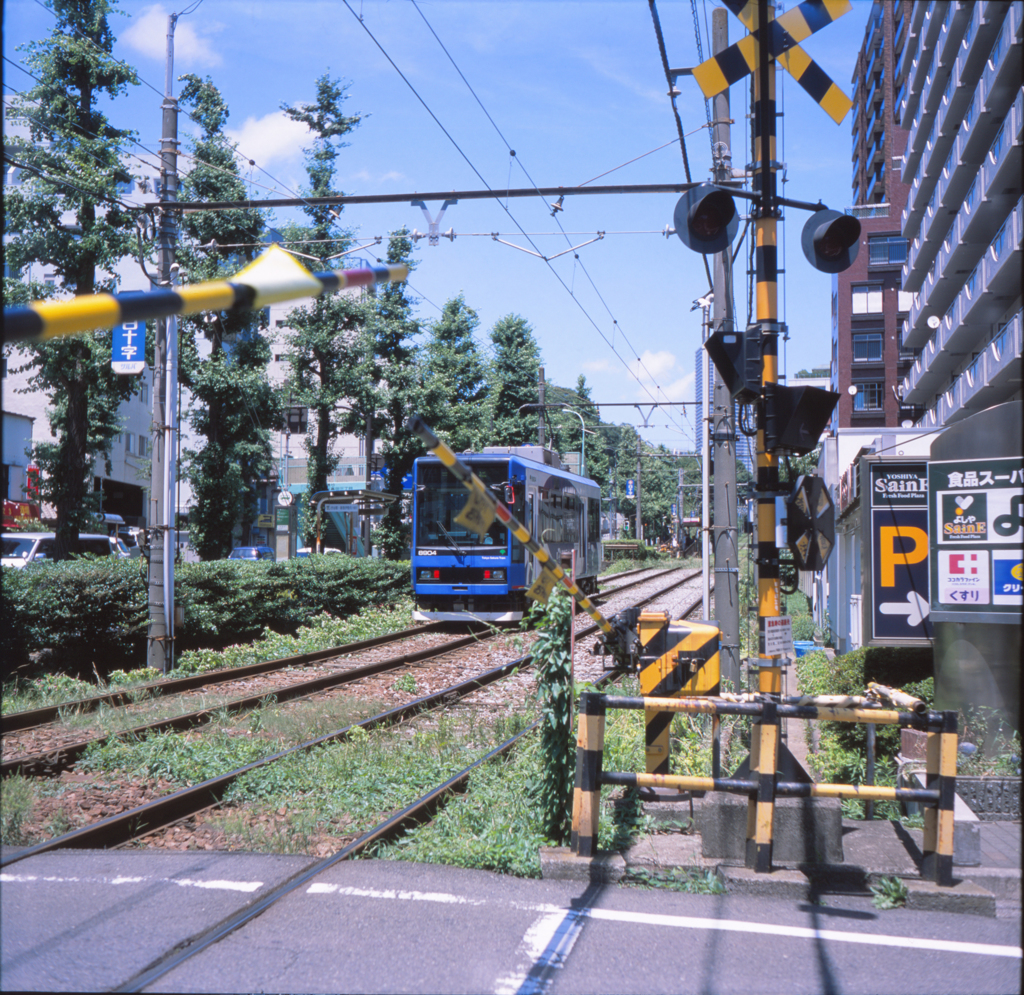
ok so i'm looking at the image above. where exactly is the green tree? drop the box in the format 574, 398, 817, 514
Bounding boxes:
488, 314, 542, 446
421, 293, 488, 453
3, 0, 141, 559
369, 231, 423, 559
176, 74, 279, 560
278, 73, 367, 540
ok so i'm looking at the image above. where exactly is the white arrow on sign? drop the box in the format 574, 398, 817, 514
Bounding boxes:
879, 590, 929, 628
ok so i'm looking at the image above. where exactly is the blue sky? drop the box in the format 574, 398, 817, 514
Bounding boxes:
4, 0, 872, 452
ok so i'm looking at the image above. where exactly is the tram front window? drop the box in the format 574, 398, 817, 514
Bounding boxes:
415, 462, 510, 549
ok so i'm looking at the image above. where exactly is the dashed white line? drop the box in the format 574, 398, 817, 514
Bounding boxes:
0, 872, 264, 893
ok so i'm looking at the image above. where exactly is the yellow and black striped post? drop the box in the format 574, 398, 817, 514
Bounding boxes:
570, 692, 606, 856
922, 710, 957, 887
748, 0, 782, 874
636, 614, 720, 776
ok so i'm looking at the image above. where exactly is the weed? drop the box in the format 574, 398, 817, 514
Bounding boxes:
901, 813, 924, 829
0, 776, 36, 845
870, 875, 908, 909
624, 867, 725, 894
393, 672, 417, 695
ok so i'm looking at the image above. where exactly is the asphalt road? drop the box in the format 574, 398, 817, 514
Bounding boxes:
2, 849, 1020, 993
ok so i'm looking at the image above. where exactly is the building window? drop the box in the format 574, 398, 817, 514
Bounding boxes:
138, 436, 147, 458
140, 382, 148, 404
897, 291, 914, 313
853, 333, 884, 362
852, 285, 883, 314
125, 434, 134, 454
868, 235, 908, 266
852, 382, 884, 411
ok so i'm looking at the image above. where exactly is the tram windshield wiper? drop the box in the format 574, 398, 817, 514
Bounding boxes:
434, 520, 465, 556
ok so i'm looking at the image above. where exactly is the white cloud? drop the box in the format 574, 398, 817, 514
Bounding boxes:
122, 5, 223, 68
226, 112, 310, 169
347, 168, 407, 187
634, 349, 678, 381
581, 358, 613, 373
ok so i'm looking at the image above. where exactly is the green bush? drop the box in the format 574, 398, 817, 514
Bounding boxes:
1, 556, 411, 676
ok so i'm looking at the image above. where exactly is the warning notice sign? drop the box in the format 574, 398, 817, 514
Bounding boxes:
762, 615, 794, 658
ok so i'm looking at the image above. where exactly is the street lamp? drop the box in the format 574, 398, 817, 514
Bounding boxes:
517, 403, 592, 477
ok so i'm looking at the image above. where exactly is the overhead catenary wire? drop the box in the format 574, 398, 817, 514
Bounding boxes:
349, 0, 692, 445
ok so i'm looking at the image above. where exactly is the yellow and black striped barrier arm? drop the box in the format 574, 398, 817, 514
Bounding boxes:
692, 0, 853, 125
406, 415, 618, 640
2, 244, 409, 345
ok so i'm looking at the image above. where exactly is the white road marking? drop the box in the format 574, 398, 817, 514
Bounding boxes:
304, 883, 484, 905
306, 886, 1022, 962
0, 872, 264, 893
583, 907, 1023, 959
494, 909, 587, 995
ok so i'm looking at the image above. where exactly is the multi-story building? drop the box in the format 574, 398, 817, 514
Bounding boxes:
898, 0, 1021, 430
832, 0, 916, 431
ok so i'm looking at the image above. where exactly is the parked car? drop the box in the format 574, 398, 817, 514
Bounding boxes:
1, 532, 129, 569
296, 547, 343, 557
118, 529, 142, 558
227, 546, 276, 561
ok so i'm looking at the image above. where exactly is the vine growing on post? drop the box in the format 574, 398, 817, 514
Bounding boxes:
529, 591, 575, 844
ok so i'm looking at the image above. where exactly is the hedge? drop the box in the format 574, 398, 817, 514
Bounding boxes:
797, 645, 934, 761
1, 556, 411, 677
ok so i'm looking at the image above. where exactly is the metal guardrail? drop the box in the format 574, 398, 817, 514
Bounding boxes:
570, 690, 958, 886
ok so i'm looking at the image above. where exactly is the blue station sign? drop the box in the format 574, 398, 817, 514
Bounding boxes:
111, 321, 145, 375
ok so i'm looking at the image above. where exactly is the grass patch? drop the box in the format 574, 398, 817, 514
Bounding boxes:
623, 867, 725, 894
172, 601, 415, 676
0, 775, 36, 846
870, 875, 908, 910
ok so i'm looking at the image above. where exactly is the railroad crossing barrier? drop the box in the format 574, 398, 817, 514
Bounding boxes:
570, 691, 959, 887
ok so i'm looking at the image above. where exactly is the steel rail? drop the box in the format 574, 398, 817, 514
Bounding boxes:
1, 620, 462, 734
1, 571, 706, 867
1, 629, 497, 779
114, 665, 627, 994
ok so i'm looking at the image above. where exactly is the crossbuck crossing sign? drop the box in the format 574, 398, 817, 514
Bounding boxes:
111, 322, 145, 375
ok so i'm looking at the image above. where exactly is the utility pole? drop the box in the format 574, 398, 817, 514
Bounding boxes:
635, 433, 643, 544
701, 307, 710, 611
711, 6, 740, 692
537, 367, 546, 448
364, 410, 373, 557
147, 12, 179, 674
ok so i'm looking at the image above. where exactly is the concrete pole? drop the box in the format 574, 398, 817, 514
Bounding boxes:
701, 311, 710, 612
147, 13, 178, 674
537, 367, 546, 448
712, 6, 740, 691
635, 433, 643, 544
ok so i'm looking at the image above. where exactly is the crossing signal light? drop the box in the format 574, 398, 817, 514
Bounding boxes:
801, 209, 861, 274
763, 382, 840, 457
704, 325, 762, 402
787, 475, 835, 572
674, 184, 739, 255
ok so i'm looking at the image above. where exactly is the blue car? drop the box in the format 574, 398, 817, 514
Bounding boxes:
228, 546, 275, 561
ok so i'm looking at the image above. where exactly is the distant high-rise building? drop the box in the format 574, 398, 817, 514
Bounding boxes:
897, 1, 1021, 428
832, 0, 916, 431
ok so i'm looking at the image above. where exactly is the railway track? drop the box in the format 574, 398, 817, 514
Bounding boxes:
110, 580, 712, 994
1, 568, 706, 866
1, 565, 682, 774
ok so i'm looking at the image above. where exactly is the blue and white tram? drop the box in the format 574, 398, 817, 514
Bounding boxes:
411, 445, 603, 622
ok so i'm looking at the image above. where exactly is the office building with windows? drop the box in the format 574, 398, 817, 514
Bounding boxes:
832, 0, 915, 430
897, 0, 1021, 429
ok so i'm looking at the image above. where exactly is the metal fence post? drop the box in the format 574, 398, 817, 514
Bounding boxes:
922, 710, 957, 886
571, 692, 606, 856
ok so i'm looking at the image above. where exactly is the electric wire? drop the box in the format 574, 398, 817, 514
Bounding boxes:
355, 0, 691, 443
647, 0, 713, 293
409, 1, 695, 446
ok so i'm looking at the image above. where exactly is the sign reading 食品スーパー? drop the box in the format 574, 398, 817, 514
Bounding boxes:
928, 457, 1024, 623
863, 460, 932, 645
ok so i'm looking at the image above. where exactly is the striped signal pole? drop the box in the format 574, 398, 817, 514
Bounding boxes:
750, 0, 781, 875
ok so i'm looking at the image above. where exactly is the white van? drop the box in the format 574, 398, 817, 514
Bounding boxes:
1, 532, 129, 569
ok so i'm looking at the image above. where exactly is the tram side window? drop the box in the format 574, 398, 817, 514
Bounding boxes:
588, 499, 601, 543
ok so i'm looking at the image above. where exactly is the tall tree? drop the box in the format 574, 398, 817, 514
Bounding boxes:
368, 231, 423, 560
4, 0, 140, 559
279, 73, 365, 541
422, 294, 487, 453
488, 314, 542, 446
176, 74, 279, 560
